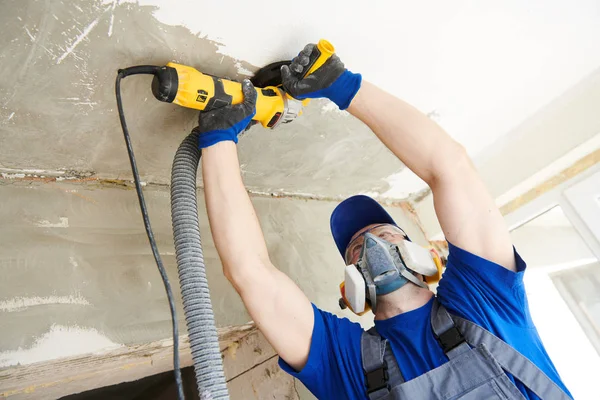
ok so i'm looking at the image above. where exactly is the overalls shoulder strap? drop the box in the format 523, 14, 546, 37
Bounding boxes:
361, 327, 404, 399
361, 299, 571, 400
430, 298, 471, 358
431, 298, 571, 400
359, 300, 470, 400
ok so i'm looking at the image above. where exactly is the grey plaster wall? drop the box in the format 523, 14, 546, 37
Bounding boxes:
0, 179, 427, 367
0, 0, 425, 383
0, 0, 404, 197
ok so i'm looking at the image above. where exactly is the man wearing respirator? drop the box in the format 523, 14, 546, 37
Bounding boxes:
197, 43, 573, 399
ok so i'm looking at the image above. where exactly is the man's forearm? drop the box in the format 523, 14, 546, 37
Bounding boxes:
201, 141, 271, 283
347, 81, 468, 185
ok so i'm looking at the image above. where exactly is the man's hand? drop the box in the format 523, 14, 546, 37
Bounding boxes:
281, 44, 362, 110
194, 79, 257, 148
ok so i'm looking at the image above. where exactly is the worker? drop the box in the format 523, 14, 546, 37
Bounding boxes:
193, 43, 573, 399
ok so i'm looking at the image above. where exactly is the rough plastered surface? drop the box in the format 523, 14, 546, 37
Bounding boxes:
0, 0, 404, 198
0, 180, 427, 367
0, 325, 122, 368
2, 0, 600, 199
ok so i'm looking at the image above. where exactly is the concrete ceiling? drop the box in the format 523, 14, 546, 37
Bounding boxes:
2, 0, 599, 199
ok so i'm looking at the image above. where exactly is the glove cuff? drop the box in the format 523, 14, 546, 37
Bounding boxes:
197, 113, 254, 149
325, 70, 362, 110
197, 130, 238, 148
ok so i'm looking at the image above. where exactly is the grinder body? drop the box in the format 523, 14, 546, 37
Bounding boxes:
151, 39, 335, 128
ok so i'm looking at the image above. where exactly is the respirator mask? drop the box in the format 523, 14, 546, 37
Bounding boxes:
339, 226, 443, 315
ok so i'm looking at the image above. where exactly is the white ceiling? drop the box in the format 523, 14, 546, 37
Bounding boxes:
124, 0, 600, 158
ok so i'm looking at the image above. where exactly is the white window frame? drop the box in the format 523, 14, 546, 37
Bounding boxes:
504, 162, 600, 259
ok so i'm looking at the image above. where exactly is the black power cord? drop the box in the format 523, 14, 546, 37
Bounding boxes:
115, 66, 185, 400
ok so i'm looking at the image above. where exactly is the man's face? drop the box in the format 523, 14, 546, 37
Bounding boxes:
344, 223, 409, 265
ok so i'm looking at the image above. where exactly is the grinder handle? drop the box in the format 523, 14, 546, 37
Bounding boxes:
303, 39, 336, 78
283, 39, 335, 101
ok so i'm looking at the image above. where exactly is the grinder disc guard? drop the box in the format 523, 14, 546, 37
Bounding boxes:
250, 60, 290, 88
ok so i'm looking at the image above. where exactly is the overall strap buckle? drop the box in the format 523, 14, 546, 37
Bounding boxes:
362, 328, 399, 398
365, 360, 389, 394
431, 298, 469, 358
436, 325, 466, 353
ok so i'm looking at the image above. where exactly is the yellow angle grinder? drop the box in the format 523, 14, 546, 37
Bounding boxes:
149, 39, 334, 128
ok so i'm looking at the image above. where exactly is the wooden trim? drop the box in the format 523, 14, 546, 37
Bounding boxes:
500, 149, 600, 216
0, 323, 256, 400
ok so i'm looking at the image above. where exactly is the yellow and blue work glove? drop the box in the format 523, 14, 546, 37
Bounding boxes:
194, 79, 257, 148
281, 44, 362, 110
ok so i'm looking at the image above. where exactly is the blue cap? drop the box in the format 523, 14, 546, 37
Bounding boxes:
330, 195, 398, 259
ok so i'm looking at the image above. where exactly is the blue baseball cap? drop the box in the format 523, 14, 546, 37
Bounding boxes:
330, 195, 399, 260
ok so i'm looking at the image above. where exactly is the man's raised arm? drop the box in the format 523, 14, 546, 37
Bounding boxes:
281, 43, 515, 271
347, 82, 516, 271
198, 80, 314, 371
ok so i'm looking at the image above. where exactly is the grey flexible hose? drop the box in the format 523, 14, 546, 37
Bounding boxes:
171, 131, 229, 399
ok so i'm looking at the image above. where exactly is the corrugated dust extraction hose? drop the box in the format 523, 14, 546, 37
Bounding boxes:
171, 132, 229, 399
116, 67, 229, 400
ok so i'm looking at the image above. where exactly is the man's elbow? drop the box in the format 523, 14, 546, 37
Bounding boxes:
223, 259, 275, 294
429, 143, 475, 188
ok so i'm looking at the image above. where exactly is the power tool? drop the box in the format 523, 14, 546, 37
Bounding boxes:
115, 39, 334, 399
150, 39, 334, 128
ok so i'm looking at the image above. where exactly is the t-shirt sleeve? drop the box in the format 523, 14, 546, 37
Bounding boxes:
436, 241, 534, 329
278, 304, 366, 399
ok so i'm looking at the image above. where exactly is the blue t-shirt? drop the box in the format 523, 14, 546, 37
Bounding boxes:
279, 242, 572, 399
